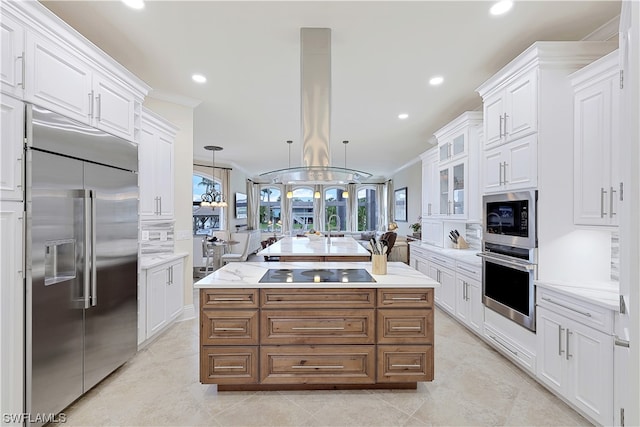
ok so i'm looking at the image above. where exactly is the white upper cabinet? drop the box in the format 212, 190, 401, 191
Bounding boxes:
1, 1, 149, 142
1, 95, 24, 201
420, 148, 439, 218
571, 50, 620, 227
1, 13, 25, 98
482, 133, 537, 193
139, 109, 177, 221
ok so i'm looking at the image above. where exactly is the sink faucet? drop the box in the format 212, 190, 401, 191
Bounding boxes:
327, 214, 340, 245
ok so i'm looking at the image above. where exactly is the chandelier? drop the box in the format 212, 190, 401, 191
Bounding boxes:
200, 145, 228, 208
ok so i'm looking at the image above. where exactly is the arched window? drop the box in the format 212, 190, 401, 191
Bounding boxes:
291, 187, 314, 232
192, 173, 223, 235
324, 187, 347, 231
259, 186, 281, 232
357, 186, 378, 232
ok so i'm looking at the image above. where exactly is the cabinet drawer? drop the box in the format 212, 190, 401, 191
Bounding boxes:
260, 309, 375, 344
456, 261, 482, 282
261, 288, 375, 309
377, 345, 434, 383
536, 287, 614, 334
260, 345, 375, 384
377, 309, 433, 344
201, 310, 258, 345
427, 253, 456, 269
201, 289, 258, 309
200, 346, 258, 384
377, 289, 433, 308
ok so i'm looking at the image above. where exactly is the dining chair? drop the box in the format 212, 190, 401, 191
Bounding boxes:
220, 233, 250, 264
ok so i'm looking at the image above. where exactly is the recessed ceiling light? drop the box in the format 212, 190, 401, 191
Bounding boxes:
121, 0, 144, 10
429, 76, 444, 86
192, 74, 207, 84
398, 113, 409, 120
490, 0, 513, 16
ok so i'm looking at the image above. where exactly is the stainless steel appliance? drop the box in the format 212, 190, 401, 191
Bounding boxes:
259, 268, 375, 283
480, 190, 538, 331
25, 105, 138, 423
483, 190, 537, 248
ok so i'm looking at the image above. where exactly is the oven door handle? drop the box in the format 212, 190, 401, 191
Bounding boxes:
477, 252, 536, 272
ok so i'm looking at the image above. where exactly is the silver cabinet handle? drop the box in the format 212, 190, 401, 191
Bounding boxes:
558, 325, 565, 356
566, 329, 572, 360
291, 327, 345, 331
213, 297, 244, 301
214, 327, 245, 331
499, 162, 504, 186
215, 365, 244, 369
17, 53, 25, 88
391, 297, 423, 301
502, 162, 508, 184
457, 265, 477, 276
610, 186, 616, 217
615, 336, 630, 348
391, 364, 421, 368
88, 91, 94, 118
600, 188, 607, 218
541, 296, 592, 317
96, 94, 102, 121
489, 334, 518, 356
159, 196, 162, 215
292, 365, 344, 370
390, 326, 422, 331
428, 203, 431, 216
503, 113, 509, 136
499, 115, 504, 138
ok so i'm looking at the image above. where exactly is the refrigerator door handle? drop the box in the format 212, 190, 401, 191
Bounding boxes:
90, 190, 98, 307
83, 189, 92, 309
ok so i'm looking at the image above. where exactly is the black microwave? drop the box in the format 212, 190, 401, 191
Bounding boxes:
483, 190, 537, 248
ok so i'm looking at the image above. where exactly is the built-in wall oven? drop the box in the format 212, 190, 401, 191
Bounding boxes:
480, 190, 538, 331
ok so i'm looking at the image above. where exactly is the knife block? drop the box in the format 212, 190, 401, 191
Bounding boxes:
454, 236, 469, 249
372, 254, 387, 275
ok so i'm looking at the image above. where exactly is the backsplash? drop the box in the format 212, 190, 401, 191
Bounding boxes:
140, 221, 175, 255
611, 231, 619, 282
465, 222, 482, 250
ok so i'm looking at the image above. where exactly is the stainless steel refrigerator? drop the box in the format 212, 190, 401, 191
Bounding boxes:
25, 105, 138, 422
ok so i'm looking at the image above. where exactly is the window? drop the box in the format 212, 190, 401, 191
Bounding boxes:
291, 187, 314, 231
357, 187, 378, 231
325, 187, 347, 231
192, 174, 223, 235
259, 186, 281, 232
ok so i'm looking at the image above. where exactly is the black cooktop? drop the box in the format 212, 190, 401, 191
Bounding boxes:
259, 268, 376, 283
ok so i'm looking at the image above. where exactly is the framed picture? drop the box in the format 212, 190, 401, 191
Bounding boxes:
394, 187, 407, 222
235, 192, 247, 219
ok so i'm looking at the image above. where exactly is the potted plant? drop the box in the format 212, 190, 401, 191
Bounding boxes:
409, 217, 422, 239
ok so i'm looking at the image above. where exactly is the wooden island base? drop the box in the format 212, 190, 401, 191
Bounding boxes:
217, 383, 418, 391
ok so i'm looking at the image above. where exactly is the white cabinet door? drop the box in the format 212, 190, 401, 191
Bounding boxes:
1, 14, 25, 98
421, 149, 438, 218
25, 31, 92, 123
536, 307, 566, 394
504, 68, 538, 141
482, 145, 503, 193
483, 91, 504, 147
166, 260, 184, 321
92, 72, 136, 141
0, 201, 24, 421
504, 133, 537, 190
1, 95, 24, 201
138, 127, 156, 218
438, 160, 467, 218
146, 266, 168, 338
155, 130, 174, 219
430, 262, 455, 314
455, 271, 483, 336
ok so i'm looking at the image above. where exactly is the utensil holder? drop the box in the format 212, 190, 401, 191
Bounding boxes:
454, 236, 469, 249
372, 254, 387, 275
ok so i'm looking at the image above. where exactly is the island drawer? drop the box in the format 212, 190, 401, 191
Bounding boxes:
200, 346, 258, 384
377, 308, 433, 344
377, 345, 434, 383
260, 345, 376, 384
201, 309, 259, 345
260, 309, 375, 344
261, 288, 375, 309
377, 289, 434, 308
201, 289, 259, 309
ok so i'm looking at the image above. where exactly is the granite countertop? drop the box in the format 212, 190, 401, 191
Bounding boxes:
409, 241, 481, 266
140, 252, 189, 270
194, 261, 441, 289
535, 279, 620, 312
258, 236, 371, 257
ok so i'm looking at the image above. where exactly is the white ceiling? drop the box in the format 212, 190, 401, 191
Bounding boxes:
41, 0, 620, 181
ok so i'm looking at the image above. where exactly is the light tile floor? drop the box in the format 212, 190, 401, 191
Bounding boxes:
63, 288, 591, 426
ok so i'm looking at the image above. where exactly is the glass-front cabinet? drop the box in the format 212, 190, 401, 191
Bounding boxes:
438, 131, 468, 163
438, 160, 467, 218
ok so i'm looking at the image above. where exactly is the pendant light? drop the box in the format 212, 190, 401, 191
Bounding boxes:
286, 140, 293, 199
342, 140, 349, 199
200, 145, 227, 208
314, 191, 321, 199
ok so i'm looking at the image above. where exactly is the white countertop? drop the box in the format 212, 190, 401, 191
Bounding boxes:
535, 279, 620, 312
409, 241, 481, 266
140, 252, 188, 270
194, 261, 440, 289
258, 236, 371, 257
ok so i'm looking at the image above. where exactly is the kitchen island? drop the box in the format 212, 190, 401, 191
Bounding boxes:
257, 235, 371, 262
195, 261, 439, 391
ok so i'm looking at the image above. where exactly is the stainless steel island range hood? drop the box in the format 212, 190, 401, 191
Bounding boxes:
256, 28, 372, 185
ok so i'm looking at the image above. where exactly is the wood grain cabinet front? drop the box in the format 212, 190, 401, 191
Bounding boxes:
260, 345, 376, 384
200, 346, 258, 384
201, 289, 259, 309
377, 308, 433, 344
261, 288, 375, 309
377, 345, 434, 383
377, 289, 433, 308
201, 309, 258, 346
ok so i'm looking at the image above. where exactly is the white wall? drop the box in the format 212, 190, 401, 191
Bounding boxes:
390, 160, 422, 236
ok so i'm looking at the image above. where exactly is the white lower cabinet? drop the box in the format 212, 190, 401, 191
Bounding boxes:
537, 292, 614, 426
140, 257, 185, 345
454, 262, 483, 336
428, 258, 455, 315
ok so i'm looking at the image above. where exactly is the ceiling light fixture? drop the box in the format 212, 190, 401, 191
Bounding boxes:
121, 0, 145, 10
192, 74, 207, 84
490, 0, 513, 16
342, 140, 350, 199
286, 140, 293, 199
429, 76, 444, 86
200, 145, 227, 208
398, 113, 409, 120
